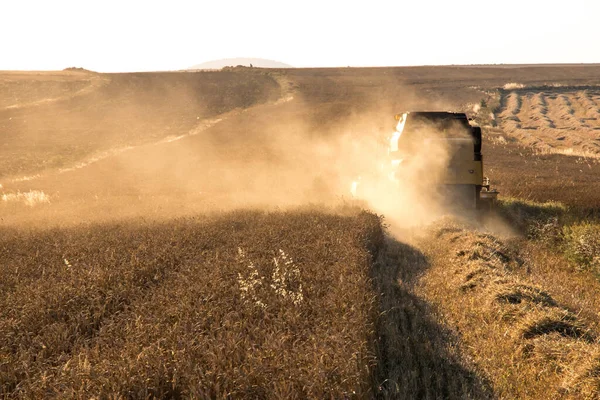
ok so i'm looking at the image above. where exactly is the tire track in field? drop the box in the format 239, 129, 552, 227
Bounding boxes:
0, 115, 225, 190
2, 75, 110, 111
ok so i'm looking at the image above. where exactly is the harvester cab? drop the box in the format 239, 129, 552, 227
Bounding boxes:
388, 111, 498, 210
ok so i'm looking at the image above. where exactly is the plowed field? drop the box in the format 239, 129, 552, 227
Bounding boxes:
498, 87, 600, 157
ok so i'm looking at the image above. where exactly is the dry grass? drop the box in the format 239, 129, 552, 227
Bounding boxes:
563, 353, 600, 399
517, 309, 594, 341
495, 87, 600, 158
493, 197, 600, 342
0, 209, 383, 398
4, 64, 600, 398
371, 237, 492, 399
492, 283, 556, 307
414, 220, 600, 399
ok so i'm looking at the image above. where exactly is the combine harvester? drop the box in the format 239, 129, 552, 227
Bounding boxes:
353, 111, 498, 211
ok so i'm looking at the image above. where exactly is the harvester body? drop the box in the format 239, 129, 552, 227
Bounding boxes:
388, 111, 496, 209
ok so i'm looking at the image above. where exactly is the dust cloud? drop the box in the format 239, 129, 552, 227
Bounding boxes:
1, 75, 473, 229
119, 98, 456, 225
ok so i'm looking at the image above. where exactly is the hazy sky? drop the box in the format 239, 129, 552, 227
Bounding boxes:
1, 0, 597, 71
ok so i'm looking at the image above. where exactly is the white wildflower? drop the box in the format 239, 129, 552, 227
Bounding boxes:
236, 247, 304, 308
236, 251, 266, 308
270, 249, 303, 305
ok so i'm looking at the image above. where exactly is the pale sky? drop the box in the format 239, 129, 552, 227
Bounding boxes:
1, 0, 597, 72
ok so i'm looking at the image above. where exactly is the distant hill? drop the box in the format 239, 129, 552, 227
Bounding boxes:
189, 58, 293, 70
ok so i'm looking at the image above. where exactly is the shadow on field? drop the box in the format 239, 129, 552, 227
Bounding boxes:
372, 237, 493, 399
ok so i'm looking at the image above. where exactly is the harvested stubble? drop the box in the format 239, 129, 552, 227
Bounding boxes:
371, 237, 492, 399
563, 354, 600, 399
416, 220, 600, 399
495, 198, 600, 331
0, 209, 383, 398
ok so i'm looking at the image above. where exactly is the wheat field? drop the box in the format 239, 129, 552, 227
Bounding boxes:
1, 65, 600, 398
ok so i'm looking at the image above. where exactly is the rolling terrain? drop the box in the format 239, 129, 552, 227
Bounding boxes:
1, 65, 600, 398
189, 58, 293, 69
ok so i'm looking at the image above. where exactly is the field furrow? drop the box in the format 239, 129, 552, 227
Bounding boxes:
545, 94, 580, 129
570, 91, 600, 124
591, 92, 600, 111
585, 91, 600, 127
499, 91, 522, 131
532, 93, 555, 128
500, 91, 522, 119
516, 93, 544, 129
497, 88, 600, 157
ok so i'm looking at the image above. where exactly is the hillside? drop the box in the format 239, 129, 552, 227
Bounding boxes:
189, 57, 293, 70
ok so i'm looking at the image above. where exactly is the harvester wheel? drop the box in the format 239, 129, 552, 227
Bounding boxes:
477, 189, 499, 212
